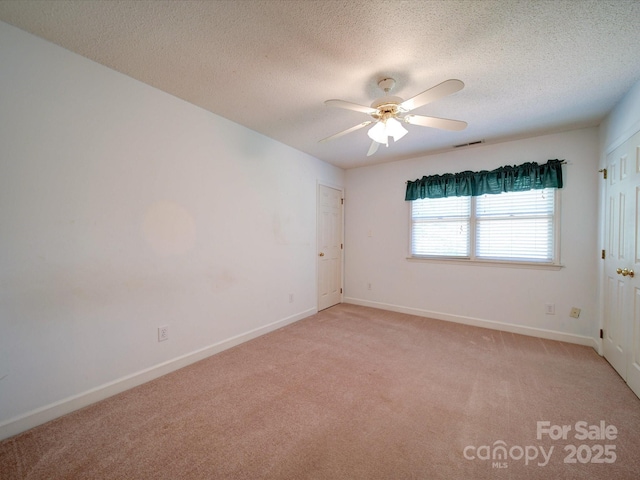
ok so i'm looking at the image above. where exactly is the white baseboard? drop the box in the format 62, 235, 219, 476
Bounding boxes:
344, 297, 597, 348
0, 308, 316, 441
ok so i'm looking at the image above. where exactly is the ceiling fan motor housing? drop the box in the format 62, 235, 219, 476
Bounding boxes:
370, 96, 405, 121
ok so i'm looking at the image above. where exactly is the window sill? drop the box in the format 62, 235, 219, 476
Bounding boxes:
406, 256, 564, 270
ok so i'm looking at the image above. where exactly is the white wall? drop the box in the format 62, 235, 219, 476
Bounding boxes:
344, 128, 599, 345
0, 21, 343, 438
600, 80, 640, 153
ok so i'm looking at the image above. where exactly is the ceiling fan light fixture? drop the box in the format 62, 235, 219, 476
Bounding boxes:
386, 117, 408, 141
323, 78, 466, 156
367, 121, 389, 145
367, 117, 408, 145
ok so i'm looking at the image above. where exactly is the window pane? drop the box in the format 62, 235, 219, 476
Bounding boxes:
476, 217, 554, 261
476, 188, 555, 262
412, 220, 469, 256
411, 196, 470, 256
476, 189, 554, 217
412, 196, 470, 218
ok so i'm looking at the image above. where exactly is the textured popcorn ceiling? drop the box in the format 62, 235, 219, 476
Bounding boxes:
1, 0, 639, 169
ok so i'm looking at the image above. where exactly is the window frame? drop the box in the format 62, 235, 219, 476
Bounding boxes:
407, 188, 562, 269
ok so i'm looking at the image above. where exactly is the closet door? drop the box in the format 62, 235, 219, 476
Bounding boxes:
603, 129, 640, 399
317, 184, 343, 311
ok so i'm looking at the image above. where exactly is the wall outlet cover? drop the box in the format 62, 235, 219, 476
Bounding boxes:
158, 326, 169, 342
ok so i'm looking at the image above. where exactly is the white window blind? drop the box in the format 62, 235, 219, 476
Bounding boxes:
475, 189, 555, 262
411, 196, 470, 257
410, 188, 558, 264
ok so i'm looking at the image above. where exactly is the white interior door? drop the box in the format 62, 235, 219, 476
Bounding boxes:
602, 129, 640, 399
317, 184, 343, 311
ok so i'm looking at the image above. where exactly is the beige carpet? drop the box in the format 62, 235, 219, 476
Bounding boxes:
1, 304, 640, 479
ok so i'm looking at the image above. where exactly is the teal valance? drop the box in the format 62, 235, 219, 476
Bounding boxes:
405, 159, 564, 201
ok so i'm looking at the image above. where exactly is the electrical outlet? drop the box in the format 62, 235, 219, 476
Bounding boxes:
158, 326, 169, 342
545, 304, 555, 315
570, 307, 581, 318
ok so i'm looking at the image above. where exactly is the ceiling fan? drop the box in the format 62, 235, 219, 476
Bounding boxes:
320, 78, 467, 156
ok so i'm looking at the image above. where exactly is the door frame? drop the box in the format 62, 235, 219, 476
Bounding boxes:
599, 127, 640, 356
599, 127, 640, 399
600, 144, 629, 376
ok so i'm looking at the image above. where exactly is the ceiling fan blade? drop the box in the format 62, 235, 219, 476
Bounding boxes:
319, 121, 373, 142
366, 140, 380, 157
404, 114, 467, 131
325, 99, 377, 115
400, 79, 464, 112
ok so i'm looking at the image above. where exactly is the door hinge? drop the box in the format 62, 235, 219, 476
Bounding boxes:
341, 243, 343, 249
599, 168, 607, 179
341, 198, 344, 205
340, 288, 343, 294
600, 329, 604, 339
602, 249, 606, 259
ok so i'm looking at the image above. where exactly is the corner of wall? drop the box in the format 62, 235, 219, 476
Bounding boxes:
0, 307, 317, 441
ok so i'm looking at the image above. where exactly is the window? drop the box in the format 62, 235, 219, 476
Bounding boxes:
410, 188, 558, 264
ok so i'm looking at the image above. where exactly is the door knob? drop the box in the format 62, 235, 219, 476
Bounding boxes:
617, 268, 635, 277
319, 252, 325, 257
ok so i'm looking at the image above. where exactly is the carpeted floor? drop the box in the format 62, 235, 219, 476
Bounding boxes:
1, 303, 639, 479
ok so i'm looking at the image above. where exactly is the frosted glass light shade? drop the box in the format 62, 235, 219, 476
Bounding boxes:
386, 118, 408, 141
367, 121, 388, 145
367, 118, 408, 145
